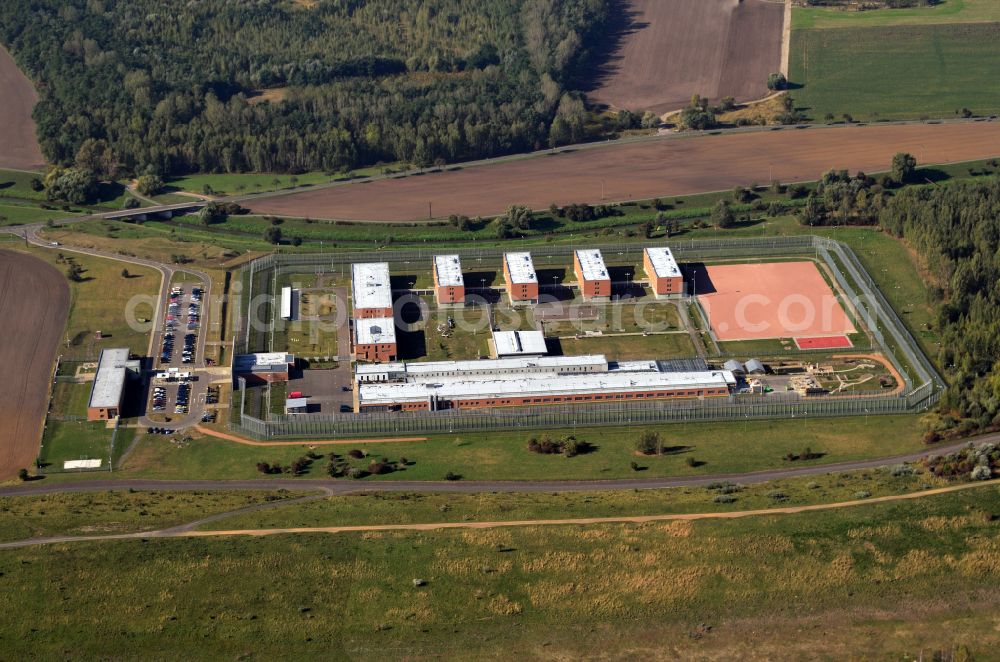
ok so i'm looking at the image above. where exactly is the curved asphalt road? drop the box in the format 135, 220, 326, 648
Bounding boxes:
0, 436, 986, 498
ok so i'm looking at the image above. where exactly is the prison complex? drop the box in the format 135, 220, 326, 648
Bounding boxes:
354, 355, 735, 412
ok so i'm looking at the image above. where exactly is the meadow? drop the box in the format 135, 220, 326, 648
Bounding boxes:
790, 23, 1000, 121
792, 0, 1000, 29
117, 414, 928, 481
11, 245, 159, 359
0, 490, 304, 543
2, 484, 998, 658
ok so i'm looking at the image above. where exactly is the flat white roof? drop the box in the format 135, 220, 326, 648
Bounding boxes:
285, 397, 308, 408
576, 249, 609, 282
434, 255, 464, 287
280, 286, 295, 319
354, 317, 397, 345
504, 252, 537, 284
88, 348, 131, 409
352, 262, 392, 311
355, 354, 609, 378
234, 353, 294, 372
64, 459, 101, 469
493, 330, 548, 356
359, 370, 736, 405
645, 246, 681, 278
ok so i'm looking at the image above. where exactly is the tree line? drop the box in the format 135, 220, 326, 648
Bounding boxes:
0, 0, 611, 177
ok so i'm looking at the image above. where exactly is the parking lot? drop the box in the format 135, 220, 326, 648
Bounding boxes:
157, 282, 203, 369
146, 281, 212, 424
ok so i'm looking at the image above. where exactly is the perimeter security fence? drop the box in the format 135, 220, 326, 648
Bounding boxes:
230, 236, 942, 439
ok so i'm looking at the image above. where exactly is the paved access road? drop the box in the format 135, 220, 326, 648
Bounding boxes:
0, 436, 986, 499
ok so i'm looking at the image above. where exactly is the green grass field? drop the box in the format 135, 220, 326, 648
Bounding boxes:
165, 164, 394, 197
790, 22, 1000, 121
38, 420, 117, 469
202, 465, 949, 530
556, 330, 695, 360
793, 0, 1000, 29
2, 484, 998, 658
12, 246, 159, 359
116, 414, 927, 481
0, 490, 304, 543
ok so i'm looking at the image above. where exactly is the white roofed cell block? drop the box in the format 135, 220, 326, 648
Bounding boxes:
575, 249, 609, 282
351, 262, 393, 311
354, 317, 397, 346
359, 370, 736, 408
504, 252, 537, 284
645, 247, 681, 278
434, 255, 464, 287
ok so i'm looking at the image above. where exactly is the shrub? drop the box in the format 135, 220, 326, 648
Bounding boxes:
854, 491, 872, 499
347, 449, 365, 459
368, 461, 394, 475
713, 494, 737, 504
630, 461, 640, 472
635, 431, 662, 455
717, 483, 742, 495
890, 464, 915, 477
445, 471, 462, 481
971, 465, 992, 481
767, 491, 787, 501
17, 468, 29, 481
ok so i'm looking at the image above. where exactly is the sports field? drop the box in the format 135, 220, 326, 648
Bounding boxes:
589, 0, 784, 114
697, 261, 855, 342
249, 122, 1000, 222
790, 22, 1000, 121
0, 250, 69, 478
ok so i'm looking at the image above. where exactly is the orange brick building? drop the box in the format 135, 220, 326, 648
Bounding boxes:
353, 317, 398, 363
433, 255, 465, 306
643, 246, 684, 298
573, 249, 611, 302
503, 252, 539, 305
351, 262, 394, 318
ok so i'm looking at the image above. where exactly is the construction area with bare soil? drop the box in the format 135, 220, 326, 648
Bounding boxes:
0, 45, 44, 171
249, 121, 1000, 222
588, 0, 786, 115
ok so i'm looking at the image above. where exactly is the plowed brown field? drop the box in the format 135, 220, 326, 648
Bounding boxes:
249, 122, 1000, 222
0, 250, 69, 478
589, 0, 785, 114
0, 45, 44, 170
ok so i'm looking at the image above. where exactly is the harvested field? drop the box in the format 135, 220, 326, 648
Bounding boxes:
588, 0, 785, 115
696, 261, 854, 341
0, 250, 69, 478
0, 46, 44, 170
249, 122, 1000, 222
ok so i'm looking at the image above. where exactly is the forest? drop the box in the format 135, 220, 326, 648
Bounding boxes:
880, 179, 1000, 435
0, 0, 611, 176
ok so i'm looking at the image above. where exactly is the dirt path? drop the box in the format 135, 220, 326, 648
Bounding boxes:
0, 250, 69, 478
2, 478, 996, 550
249, 122, 1000, 222
0, 45, 44, 170
194, 424, 427, 447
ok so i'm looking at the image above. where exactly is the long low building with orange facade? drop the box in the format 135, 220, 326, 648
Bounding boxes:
355, 355, 734, 412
